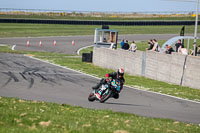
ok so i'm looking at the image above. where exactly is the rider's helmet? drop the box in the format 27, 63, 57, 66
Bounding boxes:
117, 68, 124, 78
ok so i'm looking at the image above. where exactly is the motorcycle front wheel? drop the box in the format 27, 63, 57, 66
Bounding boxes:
99, 89, 112, 103
88, 92, 96, 102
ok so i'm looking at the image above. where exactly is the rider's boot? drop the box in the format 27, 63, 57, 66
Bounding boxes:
92, 83, 101, 90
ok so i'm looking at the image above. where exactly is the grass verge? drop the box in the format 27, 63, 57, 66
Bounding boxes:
1, 97, 200, 133
0, 23, 199, 37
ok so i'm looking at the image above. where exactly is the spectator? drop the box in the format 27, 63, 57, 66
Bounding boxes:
122, 40, 130, 50
164, 44, 174, 54
178, 46, 188, 55
121, 39, 125, 49
197, 45, 200, 56
190, 42, 197, 56
151, 39, 160, 52
146, 39, 154, 50
103, 38, 107, 42
164, 44, 168, 53
129, 41, 137, 52
109, 42, 114, 49
175, 39, 184, 52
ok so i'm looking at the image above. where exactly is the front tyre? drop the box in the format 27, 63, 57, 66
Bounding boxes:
99, 89, 112, 103
88, 92, 95, 102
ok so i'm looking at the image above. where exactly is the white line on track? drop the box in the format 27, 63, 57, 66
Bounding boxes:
25, 54, 200, 105
77, 45, 94, 55
25, 55, 101, 80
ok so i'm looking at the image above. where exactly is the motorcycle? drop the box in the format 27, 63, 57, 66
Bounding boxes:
88, 79, 121, 103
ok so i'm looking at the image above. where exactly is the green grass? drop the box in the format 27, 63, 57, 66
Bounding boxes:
0, 23, 199, 37
0, 45, 74, 57
1, 97, 200, 133
79, 46, 94, 55
0, 23, 101, 37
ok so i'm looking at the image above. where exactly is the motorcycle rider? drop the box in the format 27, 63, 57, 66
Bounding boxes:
92, 68, 125, 100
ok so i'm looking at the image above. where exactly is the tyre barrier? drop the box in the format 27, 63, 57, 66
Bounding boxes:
82, 51, 93, 63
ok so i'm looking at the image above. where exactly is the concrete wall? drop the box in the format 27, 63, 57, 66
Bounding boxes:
183, 56, 200, 89
93, 47, 200, 90
145, 51, 187, 85
93, 47, 143, 76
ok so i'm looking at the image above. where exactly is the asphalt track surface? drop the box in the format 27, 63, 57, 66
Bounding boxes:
0, 34, 200, 124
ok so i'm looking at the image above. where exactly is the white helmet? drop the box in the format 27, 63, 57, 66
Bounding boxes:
117, 68, 124, 77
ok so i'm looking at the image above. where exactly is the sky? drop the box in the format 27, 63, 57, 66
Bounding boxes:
0, 0, 197, 13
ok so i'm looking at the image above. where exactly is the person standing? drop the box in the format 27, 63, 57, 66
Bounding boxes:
175, 39, 183, 52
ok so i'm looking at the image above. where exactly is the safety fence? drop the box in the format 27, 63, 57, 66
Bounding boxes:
0, 18, 198, 25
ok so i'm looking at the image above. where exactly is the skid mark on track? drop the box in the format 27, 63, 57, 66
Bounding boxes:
1, 66, 83, 89
1, 71, 19, 88
0, 55, 93, 89
0, 60, 11, 67
13, 61, 28, 68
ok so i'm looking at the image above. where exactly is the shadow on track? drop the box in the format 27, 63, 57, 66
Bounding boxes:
104, 102, 149, 107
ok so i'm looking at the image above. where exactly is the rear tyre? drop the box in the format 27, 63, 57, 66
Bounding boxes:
112, 93, 119, 99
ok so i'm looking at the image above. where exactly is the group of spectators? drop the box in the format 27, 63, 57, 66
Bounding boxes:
120, 39, 160, 53
146, 39, 200, 56
165, 39, 200, 56
146, 39, 161, 52
114, 38, 200, 56
120, 39, 137, 52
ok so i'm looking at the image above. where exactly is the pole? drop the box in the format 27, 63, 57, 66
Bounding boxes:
194, 0, 199, 56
